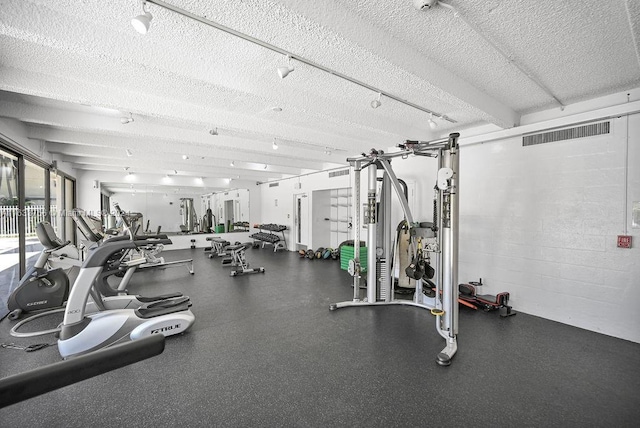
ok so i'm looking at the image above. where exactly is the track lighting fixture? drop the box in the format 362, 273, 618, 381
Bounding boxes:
277, 55, 294, 79
272, 140, 278, 150
182, 154, 189, 160
125, 148, 133, 157
370, 93, 382, 109
134, 1, 456, 123
230, 161, 235, 167
120, 113, 134, 124
209, 128, 218, 136
413, 0, 439, 11
428, 113, 438, 129
264, 164, 268, 169
131, 1, 153, 34
174, 170, 178, 175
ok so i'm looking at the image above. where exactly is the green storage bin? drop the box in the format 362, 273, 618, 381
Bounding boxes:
214, 224, 225, 233
340, 245, 368, 273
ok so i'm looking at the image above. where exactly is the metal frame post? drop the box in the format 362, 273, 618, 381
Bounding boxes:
366, 164, 377, 303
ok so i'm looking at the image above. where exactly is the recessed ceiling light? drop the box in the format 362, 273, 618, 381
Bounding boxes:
370, 93, 382, 109
272, 140, 278, 150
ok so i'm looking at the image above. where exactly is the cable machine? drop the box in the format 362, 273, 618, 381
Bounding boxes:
330, 132, 460, 366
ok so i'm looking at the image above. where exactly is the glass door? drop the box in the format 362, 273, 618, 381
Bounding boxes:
64, 177, 76, 245
24, 160, 47, 271
0, 149, 19, 318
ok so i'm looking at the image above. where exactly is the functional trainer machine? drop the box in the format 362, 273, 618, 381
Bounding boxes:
330, 132, 460, 366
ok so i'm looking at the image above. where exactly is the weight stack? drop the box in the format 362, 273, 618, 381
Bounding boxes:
377, 258, 387, 301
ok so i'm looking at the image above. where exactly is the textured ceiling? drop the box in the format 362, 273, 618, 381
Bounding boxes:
1, 0, 639, 194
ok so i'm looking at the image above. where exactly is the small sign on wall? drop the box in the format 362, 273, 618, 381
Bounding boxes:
617, 235, 632, 249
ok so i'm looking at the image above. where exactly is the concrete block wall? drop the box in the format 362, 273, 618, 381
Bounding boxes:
458, 114, 640, 342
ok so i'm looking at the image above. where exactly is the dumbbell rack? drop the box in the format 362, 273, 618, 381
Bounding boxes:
249, 224, 287, 252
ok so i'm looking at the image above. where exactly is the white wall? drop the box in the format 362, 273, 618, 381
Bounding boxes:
455, 113, 640, 343
259, 170, 351, 249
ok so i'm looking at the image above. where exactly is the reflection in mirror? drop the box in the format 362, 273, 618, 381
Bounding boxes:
201, 189, 249, 233
104, 186, 249, 234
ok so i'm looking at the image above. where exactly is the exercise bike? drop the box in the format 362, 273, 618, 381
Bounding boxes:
6, 222, 72, 320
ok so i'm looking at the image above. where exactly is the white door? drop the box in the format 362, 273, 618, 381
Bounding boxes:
295, 193, 309, 246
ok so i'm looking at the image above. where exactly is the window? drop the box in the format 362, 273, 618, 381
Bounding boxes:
0, 141, 75, 319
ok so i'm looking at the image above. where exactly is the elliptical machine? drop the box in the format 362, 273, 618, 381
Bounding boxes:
6, 222, 71, 320
8, 221, 186, 339
57, 213, 196, 359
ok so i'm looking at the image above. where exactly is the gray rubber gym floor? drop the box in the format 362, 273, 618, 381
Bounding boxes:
1, 247, 639, 427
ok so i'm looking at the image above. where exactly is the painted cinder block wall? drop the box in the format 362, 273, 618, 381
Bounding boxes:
457, 113, 639, 343
259, 92, 640, 343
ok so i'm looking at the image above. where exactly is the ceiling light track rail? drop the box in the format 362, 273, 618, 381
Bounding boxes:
145, 0, 455, 123
437, 1, 564, 109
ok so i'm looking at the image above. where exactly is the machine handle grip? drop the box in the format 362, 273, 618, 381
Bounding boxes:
0, 334, 165, 409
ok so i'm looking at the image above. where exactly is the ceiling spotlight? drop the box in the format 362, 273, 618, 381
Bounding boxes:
272, 140, 278, 150
174, 170, 178, 175
182, 154, 189, 160
131, 1, 153, 34
277, 55, 294, 79
125, 148, 133, 157
230, 161, 235, 167
209, 128, 218, 136
264, 164, 268, 170
370, 93, 382, 109
428, 113, 438, 129
123, 166, 130, 171
120, 113, 134, 124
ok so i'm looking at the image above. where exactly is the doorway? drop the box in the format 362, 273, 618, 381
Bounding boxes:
294, 193, 309, 249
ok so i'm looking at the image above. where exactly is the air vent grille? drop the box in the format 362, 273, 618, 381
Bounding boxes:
268, 182, 279, 188
523, 121, 610, 147
329, 169, 349, 178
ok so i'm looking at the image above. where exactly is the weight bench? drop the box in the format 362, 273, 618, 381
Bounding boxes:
458, 281, 516, 317
226, 244, 265, 277
205, 237, 231, 259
